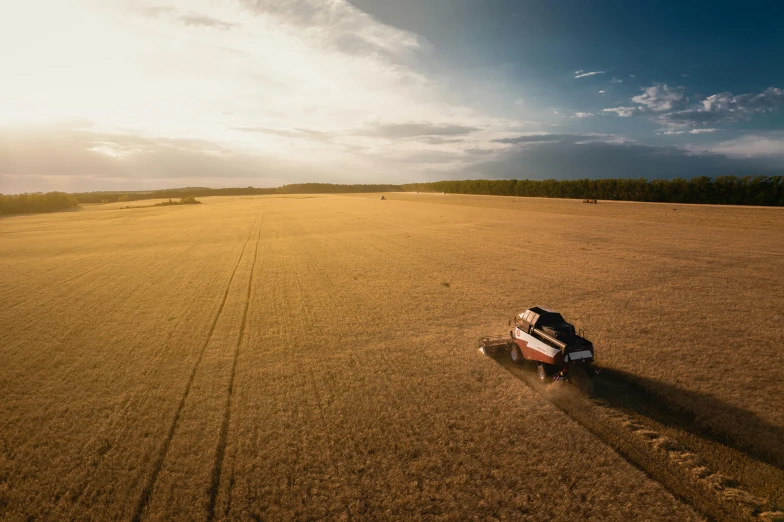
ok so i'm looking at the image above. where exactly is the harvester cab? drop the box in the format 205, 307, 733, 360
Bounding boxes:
515, 307, 575, 348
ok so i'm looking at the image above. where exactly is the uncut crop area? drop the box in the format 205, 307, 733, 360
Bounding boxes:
1, 194, 783, 521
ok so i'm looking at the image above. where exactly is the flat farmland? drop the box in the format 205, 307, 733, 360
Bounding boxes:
1, 193, 783, 521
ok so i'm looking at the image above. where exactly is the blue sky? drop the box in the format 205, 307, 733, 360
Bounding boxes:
350, 0, 784, 173
1, 0, 782, 192
353, 0, 784, 107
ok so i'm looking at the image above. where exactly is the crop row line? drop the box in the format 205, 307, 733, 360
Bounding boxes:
207, 209, 265, 521
131, 210, 262, 522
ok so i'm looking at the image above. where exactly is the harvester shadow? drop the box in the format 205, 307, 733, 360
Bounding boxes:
593, 368, 784, 471
487, 354, 784, 472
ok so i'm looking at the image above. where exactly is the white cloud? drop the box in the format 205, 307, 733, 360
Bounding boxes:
605, 83, 784, 131
575, 112, 594, 118
574, 70, 606, 79
603, 107, 636, 117
702, 135, 784, 157
0, 0, 453, 135
631, 83, 687, 112
610, 77, 623, 83
598, 90, 606, 94
0, 0, 518, 191
664, 87, 784, 125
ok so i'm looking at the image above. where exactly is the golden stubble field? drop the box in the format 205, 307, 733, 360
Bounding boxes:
1, 193, 782, 521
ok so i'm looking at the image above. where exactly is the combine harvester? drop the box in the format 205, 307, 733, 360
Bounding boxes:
480, 306, 598, 383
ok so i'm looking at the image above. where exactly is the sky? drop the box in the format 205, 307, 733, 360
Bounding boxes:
1, 0, 783, 193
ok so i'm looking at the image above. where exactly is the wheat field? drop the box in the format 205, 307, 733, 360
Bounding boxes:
1, 193, 783, 521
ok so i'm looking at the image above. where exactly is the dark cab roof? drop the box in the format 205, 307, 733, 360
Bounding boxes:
525, 306, 569, 327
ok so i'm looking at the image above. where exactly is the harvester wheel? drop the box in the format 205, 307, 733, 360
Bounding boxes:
510, 346, 523, 364
537, 364, 547, 382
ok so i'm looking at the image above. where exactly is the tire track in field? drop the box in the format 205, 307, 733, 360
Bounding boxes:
207, 210, 264, 521
213, 219, 320, 520
67, 223, 238, 513
131, 211, 261, 522
490, 356, 783, 522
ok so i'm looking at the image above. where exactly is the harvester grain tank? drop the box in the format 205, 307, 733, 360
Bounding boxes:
479, 306, 597, 382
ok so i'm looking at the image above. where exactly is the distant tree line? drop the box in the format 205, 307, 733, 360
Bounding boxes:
0, 192, 80, 215
4, 176, 782, 214
401, 176, 784, 206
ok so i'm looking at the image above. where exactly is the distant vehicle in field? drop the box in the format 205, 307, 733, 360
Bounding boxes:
479, 306, 597, 382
